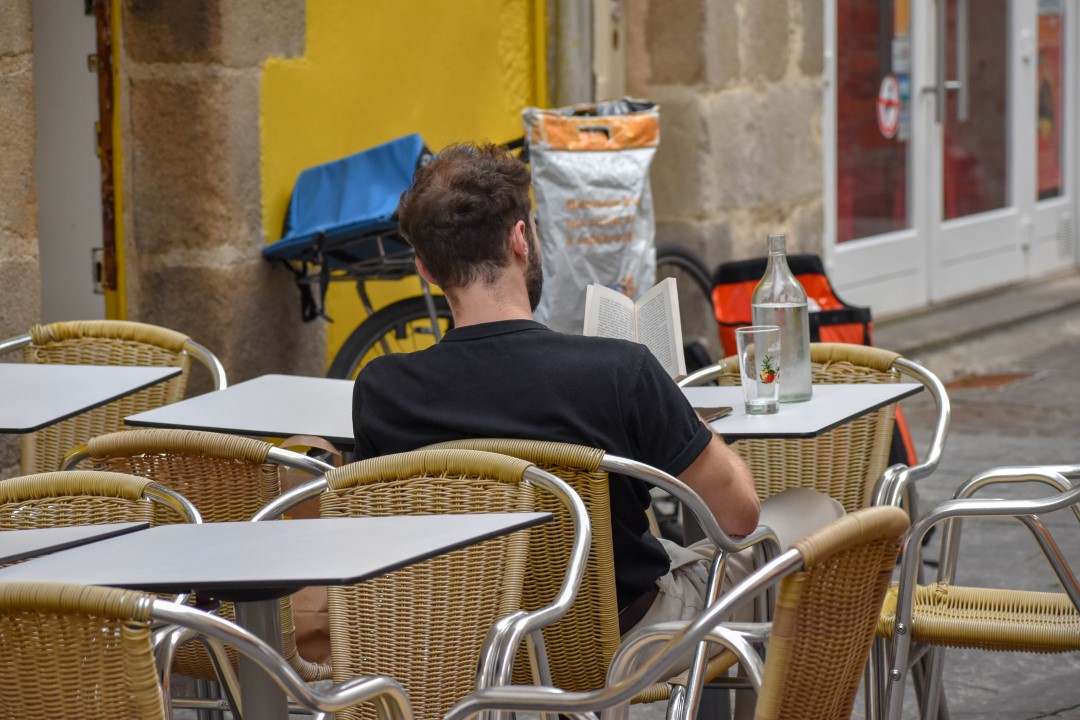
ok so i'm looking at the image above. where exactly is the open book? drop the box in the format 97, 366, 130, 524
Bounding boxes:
582, 277, 686, 379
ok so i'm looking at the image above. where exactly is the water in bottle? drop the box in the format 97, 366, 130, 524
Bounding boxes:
751, 234, 812, 402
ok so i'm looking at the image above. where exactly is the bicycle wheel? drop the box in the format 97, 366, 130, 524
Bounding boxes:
327, 295, 453, 379
655, 243, 719, 359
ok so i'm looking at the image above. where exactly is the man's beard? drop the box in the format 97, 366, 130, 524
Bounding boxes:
526, 227, 544, 311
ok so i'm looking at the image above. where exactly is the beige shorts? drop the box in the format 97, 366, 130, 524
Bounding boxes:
628, 487, 845, 635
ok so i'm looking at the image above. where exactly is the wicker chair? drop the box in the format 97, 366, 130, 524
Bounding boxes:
0, 320, 227, 475
0, 582, 413, 720
250, 448, 591, 720
0, 470, 200, 534
679, 342, 950, 513
61, 428, 335, 701
425, 439, 780, 720
880, 465, 1080, 720
442, 506, 910, 720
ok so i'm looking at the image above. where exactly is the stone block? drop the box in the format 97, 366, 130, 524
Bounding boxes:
134, 259, 325, 391
791, 198, 824, 255
657, 218, 735, 271
704, 0, 739, 89
743, 0, 789, 83
219, 0, 305, 67
128, 72, 262, 255
123, 0, 221, 64
646, 0, 705, 85
800, 0, 824, 76
0, 254, 41, 339
623, 0, 649, 97
0, 57, 37, 240
0, 0, 31, 56
705, 81, 822, 210
649, 88, 708, 222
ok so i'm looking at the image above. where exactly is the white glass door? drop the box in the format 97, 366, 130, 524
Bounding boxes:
1028, 0, 1076, 275
826, 0, 1076, 315
925, 0, 1024, 301
825, 0, 930, 316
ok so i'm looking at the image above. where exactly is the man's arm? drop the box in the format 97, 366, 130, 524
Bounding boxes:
677, 429, 760, 537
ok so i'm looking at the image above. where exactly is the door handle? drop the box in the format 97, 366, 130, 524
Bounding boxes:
932, 0, 970, 123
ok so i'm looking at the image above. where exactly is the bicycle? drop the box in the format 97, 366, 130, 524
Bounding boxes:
264, 134, 719, 380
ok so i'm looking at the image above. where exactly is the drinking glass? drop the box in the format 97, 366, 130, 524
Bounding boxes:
736, 325, 781, 415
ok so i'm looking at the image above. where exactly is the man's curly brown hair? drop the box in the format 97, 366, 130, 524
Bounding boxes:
398, 143, 532, 291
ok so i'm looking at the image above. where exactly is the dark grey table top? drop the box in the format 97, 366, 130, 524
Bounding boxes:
0, 522, 149, 565
0, 364, 182, 433
0, 514, 551, 600
126, 374, 355, 446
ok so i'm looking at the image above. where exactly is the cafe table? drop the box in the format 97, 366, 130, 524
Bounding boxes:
126, 373, 355, 446
0, 521, 147, 565
681, 383, 923, 440
0, 513, 551, 720
0, 364, 182, 433
127, 375, 923, 450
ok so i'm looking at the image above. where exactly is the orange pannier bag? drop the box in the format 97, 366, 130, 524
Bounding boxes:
711, 254, 916, 467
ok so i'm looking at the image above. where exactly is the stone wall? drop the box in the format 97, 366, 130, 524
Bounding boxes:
118, 0, 324, 392
0, 0, 40, 477
625, 0, 825, 270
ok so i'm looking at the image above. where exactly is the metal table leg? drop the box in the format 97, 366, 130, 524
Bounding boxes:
233, 598, 287, 720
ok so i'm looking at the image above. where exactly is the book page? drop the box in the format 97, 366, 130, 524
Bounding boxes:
583, 284, 636, 342
634, 277, 686, 378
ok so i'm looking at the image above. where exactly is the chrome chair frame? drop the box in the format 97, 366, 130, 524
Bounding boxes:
883, 465, 1080, 720
62, 434, 334, 717
682, 351, 952, 720
599, 454, 780, 720
251, 459, 592, 701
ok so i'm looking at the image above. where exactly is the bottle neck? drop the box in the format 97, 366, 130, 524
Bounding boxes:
766, 234, 787, 256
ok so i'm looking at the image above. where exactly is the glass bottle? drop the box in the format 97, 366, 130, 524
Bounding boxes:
750, 234, 812, 402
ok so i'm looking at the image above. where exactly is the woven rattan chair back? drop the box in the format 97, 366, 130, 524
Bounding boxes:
76, 428, 331, 684
707, 343, 901, 512
0, 583, 165, 720
14, 321, 208, 475
0, 471, 177, 535
753, 506, 908, 720
82, 429, 281, 524
317, 449, 536, 720
428, 438, 622, 692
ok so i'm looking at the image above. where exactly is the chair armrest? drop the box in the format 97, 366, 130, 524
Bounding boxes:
677, 363, 730, 388
445, 548, 804, 720
151, 600, 413, 719
0, 333, 31, 356
181, 338, 228, 390
936, 465, 1080, 585
613, 620, 768, 691
478, 466, 592, 688
892, 471, 1080, 645
250, 477, 328, 521
601, 454, 782, 558
266, 446, 336, 476
873, 358, 951, 508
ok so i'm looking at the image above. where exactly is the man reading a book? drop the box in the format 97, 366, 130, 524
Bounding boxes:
352, 142, 842, 636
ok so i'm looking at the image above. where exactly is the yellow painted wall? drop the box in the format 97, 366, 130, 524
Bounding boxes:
261, 0, 547, 368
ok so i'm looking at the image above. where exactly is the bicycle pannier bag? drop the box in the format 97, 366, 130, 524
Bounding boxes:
524, 98, 660, 333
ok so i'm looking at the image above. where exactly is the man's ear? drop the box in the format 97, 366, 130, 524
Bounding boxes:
414, 256, 439, 286
508, 220, 529, 261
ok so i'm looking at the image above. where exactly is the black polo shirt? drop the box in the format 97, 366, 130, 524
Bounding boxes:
352, 319, 713, 609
